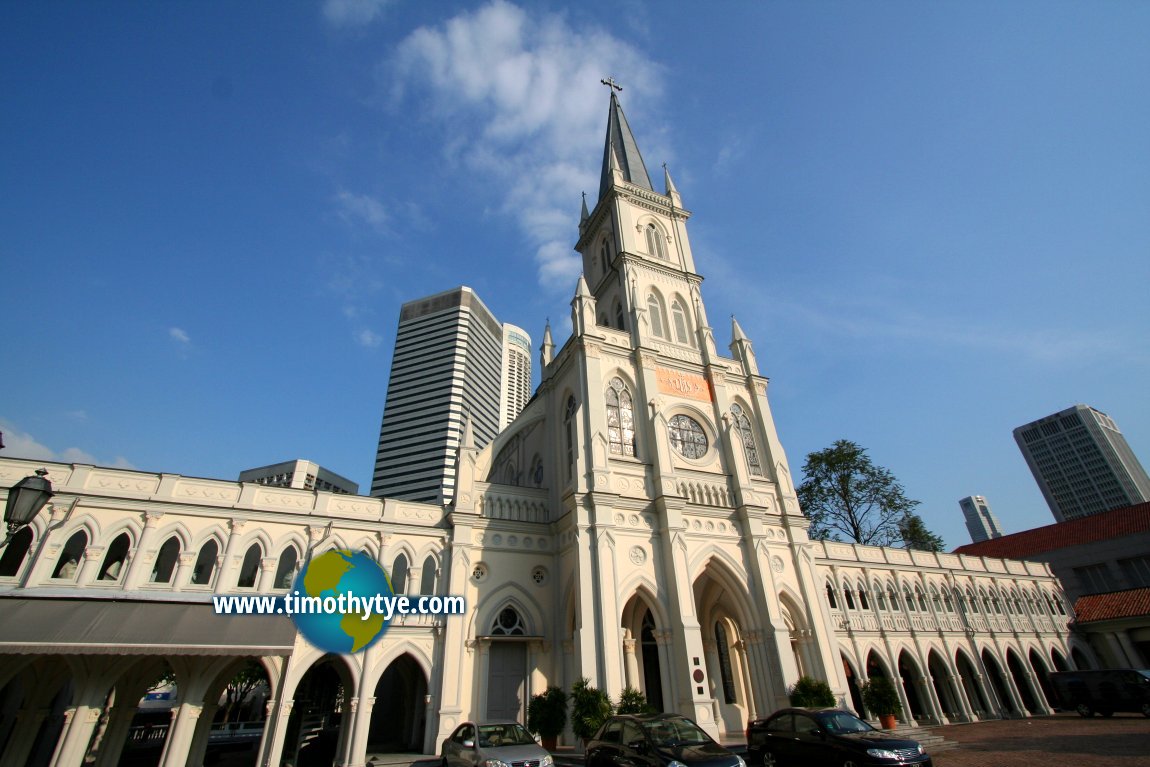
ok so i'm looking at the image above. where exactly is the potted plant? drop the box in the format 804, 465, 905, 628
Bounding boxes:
615, 686, 654, 715
861, 676, 902, 730
787, 676, 837, 708
570, 678, 613, 746
527, 686, 568, 751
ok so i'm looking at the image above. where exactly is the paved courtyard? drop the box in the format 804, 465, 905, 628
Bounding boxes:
929, 713, 1150, 766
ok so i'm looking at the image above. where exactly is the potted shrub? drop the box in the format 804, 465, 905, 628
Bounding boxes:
787, 676, 837, 708
527, 686, 568, 751
615, 686, 654, 715
861, 676, 902, 730
570, 678, 613, 746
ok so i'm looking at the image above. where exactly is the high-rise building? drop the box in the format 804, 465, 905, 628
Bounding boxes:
370, 286, 530, 504
959, 495, 1004, 543
239, 459, 358, 495
499, 324, 532, 430
1014, 404, 1150, 522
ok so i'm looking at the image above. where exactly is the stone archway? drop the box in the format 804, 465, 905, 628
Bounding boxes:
897, 651, 929, 723
1006, 650, 1037, 714
692, 559, 757, 731
369, 654, 428, 753
927, 650, 962, 721
1028, 649, 1056, 710
841, 654, 865, 716
283, 657, 352, 767
954, 650, 989, 719
621, 593, 668, 713
981, 649, 1015, 717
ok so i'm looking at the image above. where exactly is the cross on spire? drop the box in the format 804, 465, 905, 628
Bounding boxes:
600, 77, 622, 93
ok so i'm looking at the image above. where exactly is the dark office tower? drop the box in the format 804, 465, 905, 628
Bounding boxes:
371, 286, 530, 504
1014, 404, 1150, 522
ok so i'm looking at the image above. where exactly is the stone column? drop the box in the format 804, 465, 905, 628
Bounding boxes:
73, 546, 103, 586
348, 695, 376, 767
734, 640, 757, 720
653, 630, 677, 715
48, 703, 103, 767
214, 520, 248, 594
123, 511, 166, 589
258, 699, 294, 767
337, 696, 359, 767
475, 640, 491, 719
173, 551, 197, 590
257, 557, 279, 592
185, 702, 219, 767
94, 703, 141, 767
159, 702, 204, 767
918, 675, 948, 725
622, 636, 640, 690
947, 673, 976, 723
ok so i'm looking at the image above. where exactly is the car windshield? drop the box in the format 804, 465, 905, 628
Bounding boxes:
641, 718, 712, 747
815, 712, 875, 735
477, 724, 536, 747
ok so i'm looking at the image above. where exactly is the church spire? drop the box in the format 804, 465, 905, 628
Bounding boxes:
598, 89, 653, 202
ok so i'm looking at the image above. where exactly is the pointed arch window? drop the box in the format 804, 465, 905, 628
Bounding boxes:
714, 622, 737, 704
391, 553, 409, 595
606, 379, 636, 458
857, 583, 869, 610
0, 527, 33, 577
237, 543, 262, 588
843, 585, 855, 610
613, 300, 625, 331
671, 298, 692, 345
825, 583, 838, 609
151, 537, 181, 583
875, 583, 887, 611
490, 606, 526, 636
600, 238, 612, 272
52, 530, 88, 580
98, 532, 131, 581
647, 294, 666, 338
730, 404, 763, 476
191, 539, 219, 586
274, 546, 298, 589
565, 396, 578, 479
420, 556, 436, 595
645, 223, 666, 260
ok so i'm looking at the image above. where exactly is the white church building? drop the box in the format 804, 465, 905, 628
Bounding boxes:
0, 94, 1086, 767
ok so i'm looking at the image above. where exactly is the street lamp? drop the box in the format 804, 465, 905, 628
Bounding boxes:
2, 468, 54, 548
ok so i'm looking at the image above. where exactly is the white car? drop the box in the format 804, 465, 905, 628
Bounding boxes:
442, 721, 555, 767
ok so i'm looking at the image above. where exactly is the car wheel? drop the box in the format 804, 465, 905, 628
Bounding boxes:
1075, 703, 1093, 718
842, 760, 858, 767
761, 752, 778, 767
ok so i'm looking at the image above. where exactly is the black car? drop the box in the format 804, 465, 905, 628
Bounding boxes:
745, 709, 931, 767
586, 714, 744, 767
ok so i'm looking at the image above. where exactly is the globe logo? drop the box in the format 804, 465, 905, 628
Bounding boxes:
291, 549, 394, 654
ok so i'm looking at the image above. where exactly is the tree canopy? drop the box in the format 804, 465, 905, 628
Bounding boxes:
796, 439, 944, 551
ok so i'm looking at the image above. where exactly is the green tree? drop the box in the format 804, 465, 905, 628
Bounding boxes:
797, 440, 941, 549
897, 512, 946, 552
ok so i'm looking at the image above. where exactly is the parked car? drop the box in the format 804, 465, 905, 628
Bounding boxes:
745, 708, 932, 767
1049, 668, 1150, 717
586, 714, 745, 767
441, 721, 554, 767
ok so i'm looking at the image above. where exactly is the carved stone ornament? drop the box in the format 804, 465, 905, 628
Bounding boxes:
771, 556, 785, 574
629, 546, 647, 565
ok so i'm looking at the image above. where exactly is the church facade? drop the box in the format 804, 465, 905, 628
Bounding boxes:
0, 96, 1086, 767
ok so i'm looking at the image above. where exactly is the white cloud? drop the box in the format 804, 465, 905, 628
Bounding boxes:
1, 422, 136, 470
335, 189, 389, 233
323, 0, 394, 28
392, 0, 664, 292
169, 327, 190, 344
357, 328, 383, 348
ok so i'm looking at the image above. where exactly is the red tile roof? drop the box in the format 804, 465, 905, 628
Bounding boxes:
1073, 587, 1150, 623
953, 501, 1150, 560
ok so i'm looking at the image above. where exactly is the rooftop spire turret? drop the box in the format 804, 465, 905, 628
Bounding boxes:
598, 87, 653, 202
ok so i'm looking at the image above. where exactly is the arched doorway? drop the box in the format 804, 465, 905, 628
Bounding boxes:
1071, 646, 1092, 670
284, 657, 351, 767
981, 650, 1014, 716
369, 655, 428, 753
1028, 649, 1056, 710
955, 650, 989, 719
897, 651, 928, 723
485, 606, 529, 722
1050, 648, 1070, 672
841, 655, 865, 716
1006, 651, 1037, 714
621, 594, 666, 712
927, 651, 961, 721
692, 560, 756, 731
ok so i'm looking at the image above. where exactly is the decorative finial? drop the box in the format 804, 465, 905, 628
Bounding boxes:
600, 77, 623, 93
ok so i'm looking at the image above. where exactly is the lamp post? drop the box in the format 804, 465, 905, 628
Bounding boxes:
1, 468, 54, 548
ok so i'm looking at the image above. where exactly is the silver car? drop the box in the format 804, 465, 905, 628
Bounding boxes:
442, 721, 555, 767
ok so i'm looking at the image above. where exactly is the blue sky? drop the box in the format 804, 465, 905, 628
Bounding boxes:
3, 1, 1148, 550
